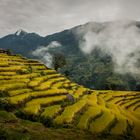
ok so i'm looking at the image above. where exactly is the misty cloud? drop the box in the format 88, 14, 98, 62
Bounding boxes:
1, 0, 140, 37
32, 41, 61, 68
75, 21, 140, 76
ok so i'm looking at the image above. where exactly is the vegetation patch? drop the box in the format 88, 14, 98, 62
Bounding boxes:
0, 52, 139, 139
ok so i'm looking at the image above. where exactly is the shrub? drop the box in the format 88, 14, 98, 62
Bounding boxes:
40, 116, 54, 127
0, 124, 7, 140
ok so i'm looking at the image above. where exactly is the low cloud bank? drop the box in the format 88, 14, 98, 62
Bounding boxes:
32, 41, 61, 68
75, 21, 140, 76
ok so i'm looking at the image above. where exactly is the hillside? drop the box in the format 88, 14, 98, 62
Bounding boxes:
0, 52, 140, 140
0, 21, 140, 91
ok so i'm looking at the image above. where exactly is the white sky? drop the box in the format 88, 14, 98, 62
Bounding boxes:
0, 0, 140, 37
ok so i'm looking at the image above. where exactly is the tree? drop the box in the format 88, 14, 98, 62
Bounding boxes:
52, 53, 66, 71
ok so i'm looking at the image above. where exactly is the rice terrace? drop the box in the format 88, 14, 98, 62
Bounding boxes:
0, 50, 139, 140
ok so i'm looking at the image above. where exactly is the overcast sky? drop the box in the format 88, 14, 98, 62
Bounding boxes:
0, 0, 140, 37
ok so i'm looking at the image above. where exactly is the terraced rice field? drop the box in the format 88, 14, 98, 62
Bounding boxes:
0, 52, 140, 139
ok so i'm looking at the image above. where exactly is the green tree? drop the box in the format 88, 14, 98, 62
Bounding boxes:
52, 53, 66, 71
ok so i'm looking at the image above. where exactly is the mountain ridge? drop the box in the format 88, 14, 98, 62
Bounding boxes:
0, 20, 140, 91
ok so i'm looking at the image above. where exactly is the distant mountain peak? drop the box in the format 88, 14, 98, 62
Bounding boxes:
15, 29, 28, 36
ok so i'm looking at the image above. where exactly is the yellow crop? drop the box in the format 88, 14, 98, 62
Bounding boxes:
28, 74, 62, 87
0, 79, 30, 85
77, 106, 101, 129
23, 105, 41, 115
107, 103, 127, 135
87, 93, 97, 106
34, 77, 66, 90
55, 96, 87, 124
0, 72, 17, 76
8, 88, 33, 96
8, 93, 31, 105
89, 108, 115, 133
0, 83, 27, 92
25, 95, 66, 107
41, 105, 61, 118
0, 66, 27, 72
71, 87, 87, 99
0, 52, 140, 139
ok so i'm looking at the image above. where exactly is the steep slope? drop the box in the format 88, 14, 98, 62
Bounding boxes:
0, 52, 140, 139
0, 21, 140, 91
